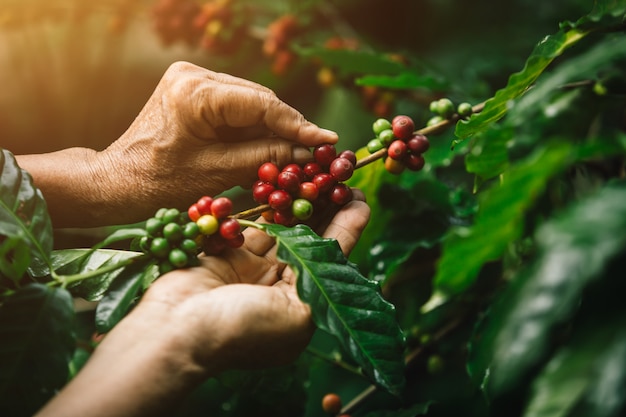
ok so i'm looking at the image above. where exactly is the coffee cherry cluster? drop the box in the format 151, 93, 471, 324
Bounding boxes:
367, 115, 430, 175
195, 0, 248, 55
187, 196, 245, 255
427, 97, 473, 126
263, 14, 300, 76
139, 207, 202, 275
252, 144, 356, 226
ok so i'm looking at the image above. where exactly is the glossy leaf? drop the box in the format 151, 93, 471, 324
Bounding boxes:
369, 176, 474, 284
52, 249, 146, 301
95, 257, 156, 333
467, 182, 626, 400
0, 284, 74, 417
454, 27, 587, 141
523, 315, 626, 417
464, 125, 512, 187
425, 142, 574, 311
261, 223, 406, 396
0, 149, 53, 277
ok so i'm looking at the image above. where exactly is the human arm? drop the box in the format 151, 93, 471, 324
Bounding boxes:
34, 194, 370, 417
16, 61, 337, 228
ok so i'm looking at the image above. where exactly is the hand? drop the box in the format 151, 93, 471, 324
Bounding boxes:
35, 193, 370, 417
139, 192, 370, 371
16, 61, 337, 227
101, 61, 338, 218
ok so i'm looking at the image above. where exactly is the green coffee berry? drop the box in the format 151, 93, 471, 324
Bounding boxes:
162, 208, 181, 224
163, 222, 184, 242
378, 128, 395, 145
180, 238, 199, 254
168, 248, 188, 268
427, 116, 444, 127
367, 138, 385, 154
150, 237, 170, 258
145, 217, 164, 236
154, 208, 168, 219
457, 102, 473, 117
437, 98, 454, 117
372, 118, 392, 135
183, 222, 200, 239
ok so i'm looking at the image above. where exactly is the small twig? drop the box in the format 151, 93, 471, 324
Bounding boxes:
305, 346, 365, 378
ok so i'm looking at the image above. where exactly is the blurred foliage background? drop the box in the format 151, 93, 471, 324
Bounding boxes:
0, 0, 590, 156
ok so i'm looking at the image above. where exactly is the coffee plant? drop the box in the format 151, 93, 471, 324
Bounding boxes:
1, 0, 626, 416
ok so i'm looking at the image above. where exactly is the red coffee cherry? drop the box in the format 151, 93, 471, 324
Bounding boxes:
258, 162, 280, 184
391, 115, 415, 140
337, 150, 357, 165
219, 218, 241, 240
277, 170, 301, 194
303, 162, 323, 179
313, 143, 337, 166
226, 232, 245, 248
313, 173, 337, 193
299, 181, 319, 201
387, 139, 408, 160
252, 181, 275, 204
196, 196, 214, 215
268, 189, 293, 211
187, 203, 201, 222
329, 183, 353, 205
329, 157, 355, 181
321, 393, 342, 415
404, 153, 425, 171
282, 163, 306, 181
273, 209, 295, 226
210, 197, 233, 219
406, 134, 430, 154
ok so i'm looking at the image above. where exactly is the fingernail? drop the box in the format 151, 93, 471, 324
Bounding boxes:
320, 128, 339, 141
292, 146, 314, 163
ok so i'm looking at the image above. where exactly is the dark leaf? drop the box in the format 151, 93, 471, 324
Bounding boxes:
0, 149, 53, 280
467, 181, 626, 400
95, 257, 156, 333
261, 223, 406, 396
0, 284, 74, 417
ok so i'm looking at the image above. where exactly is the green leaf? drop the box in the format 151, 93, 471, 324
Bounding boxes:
562, 0, 626, 31
464, 125, 513, 186
523, 314, 626, 417
95, 257, 156, 333
51, 249, 146, 301
261, 223, 406, 396
467, 181, 626, 400
0, 149, 53, 279
356, 72, 448, 91
454, 28, 587, 141
0, 284, 74, 417
0, 236, 31, 285
426, 142, 574, 310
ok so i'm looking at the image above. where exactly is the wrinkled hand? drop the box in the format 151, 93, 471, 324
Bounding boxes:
100, 61, 337, 219
137, 193, 369, 372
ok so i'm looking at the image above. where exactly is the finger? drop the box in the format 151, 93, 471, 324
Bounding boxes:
319, 198, 370, 257
206, 84, 338, 147
207, 70, 277, 96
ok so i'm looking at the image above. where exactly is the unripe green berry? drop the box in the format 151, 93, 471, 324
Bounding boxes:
163, 222, 184, 243
427, 116, 444, 127
159, 260, 175, 275
168, 248, 189, 268
378, 129, 395, 145
429, 100, 440, 114
180, 238, 199, 254
145, 217, 164, 236
427, 354, 445, 374
139, 236, 150, 253
154, 208, 168, 219
150, 237, 170, 258
372, 118, 391, 135
437, 98, 454, 117
183, 222, 200, 239
457, 102, 473, 117
292, 198, 314, 220
367, 138, 384, 154
162, 208, 181, 224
